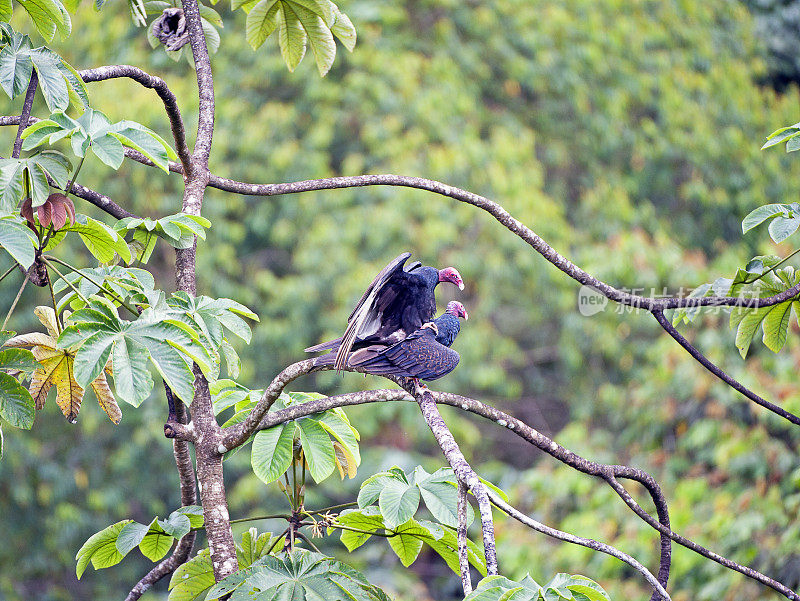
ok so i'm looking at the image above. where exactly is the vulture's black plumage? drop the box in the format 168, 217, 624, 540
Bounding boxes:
305, 253, 464, 369
312, 301, 468, 382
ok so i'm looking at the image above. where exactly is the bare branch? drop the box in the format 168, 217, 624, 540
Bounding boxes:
244, 382, 798, 600
457, 480, 472, 595
652, 310, 800, 425
79, 65, 192, 174
412, 384, 499, 576
487, 490, 671, 601
126, 398, 197, 601
12, 73, 38, 158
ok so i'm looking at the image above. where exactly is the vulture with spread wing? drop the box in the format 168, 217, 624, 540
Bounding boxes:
305, 253, 464, 370
312, 301, 468, 382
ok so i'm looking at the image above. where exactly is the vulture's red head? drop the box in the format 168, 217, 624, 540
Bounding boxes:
446, 301, 468, 320
438, 267, 464, 290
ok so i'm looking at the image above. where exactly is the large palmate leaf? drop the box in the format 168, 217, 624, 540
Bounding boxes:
357, 465, 481, 530
239, 0, 355, 75
729, 267, 800, 357
167, 529, 283, 601
248, 391, 361, 483
52, 265, 155, 312
336, 508, 486, 575
0, 150, 71, 209
205, 549, 389, 601
0, 32, 85, 108
57, 299, 197, 405
22, 108, 177, 171
114, 213, 211, 261
464, 573, 610, 601
76, 505, 203, 578
6, 306, 121, 423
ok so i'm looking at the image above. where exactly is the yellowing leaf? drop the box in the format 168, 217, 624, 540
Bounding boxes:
34, 305, 60, 337
333, 440, 357, 479
7, 329, 122, 424
31, 344, 82, 422
90, 372, 121, 424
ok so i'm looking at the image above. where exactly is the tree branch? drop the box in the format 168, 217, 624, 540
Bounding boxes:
79, 65, 192, 174
456, 480, 472, 596
487, 489, 671, 601
236, 378, 798, 600
411, 383, 499, 576
12, 72, 38, 158
126, 398, 197, 601
652, 310, 800, 425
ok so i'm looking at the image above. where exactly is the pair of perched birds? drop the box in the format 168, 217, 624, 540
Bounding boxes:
306, 253, 468, 384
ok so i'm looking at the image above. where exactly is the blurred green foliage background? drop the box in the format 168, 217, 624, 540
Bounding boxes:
2, 0, 800, 600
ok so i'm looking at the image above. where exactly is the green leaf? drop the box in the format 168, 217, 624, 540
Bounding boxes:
90, 132, 125, 168
734, 304, 773, 358
742, 203, 791, 234
762, 301, 793, 353
292, 2, 335, 75
251, 422, 295, 483
140, 519, 174, 561
0, 39, 33, 98
174, 505, 204, 529
168, 548, 215, 601
0, 216, 37, 268
415, 467, 474, 527
330, 3, 355, 51
0, 0, 12, 25
246, 0, 280, 49
387, 519, 425, 567
160, 512, 191, 539
29, 48, 69, 110
276, 2, 307, 71
115, 521, 149, 556
379, 476, 420, 529
75, 520, 132, 577
297, 417, 335, 483
206, 550, 389, 601
0, 371, 35, 428
768, 216, 800, 243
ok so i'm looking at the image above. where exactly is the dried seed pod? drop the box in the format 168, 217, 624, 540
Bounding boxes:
152, 8, 189, 51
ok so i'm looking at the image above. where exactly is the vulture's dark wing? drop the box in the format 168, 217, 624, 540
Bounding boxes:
334, 252, 417, 370
347, 329, 460, 381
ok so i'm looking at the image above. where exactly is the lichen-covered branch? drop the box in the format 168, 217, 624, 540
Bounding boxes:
652, 310, 800, 425
79, 65, 192, 174
12, 73, 38, 159
411, 384, 499, 576
456, 480, 472, 595
487, 490, 671, 601
126, 398, 197, 601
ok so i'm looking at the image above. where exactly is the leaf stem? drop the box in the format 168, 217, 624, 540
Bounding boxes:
266, 530, 287, 555
329, 523, 395, 538
64, 154, 86, 197
47, 272, 61, 334
2, 273, 29, 330
0, 263, 19, 287
228, 514, 291, 525
304, 502, 358, 516
39, 258, 90, 304
42, 255, 139, 315
743, 247, 800, 285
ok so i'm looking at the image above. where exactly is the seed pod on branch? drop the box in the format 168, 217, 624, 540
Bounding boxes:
151, 8, 189, 51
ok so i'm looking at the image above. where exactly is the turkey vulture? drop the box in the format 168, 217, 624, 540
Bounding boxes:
305, 253, 464, 370
312, 301, 468, 383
